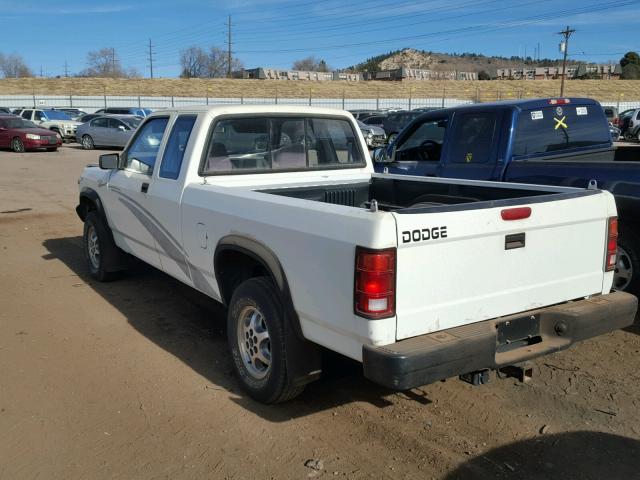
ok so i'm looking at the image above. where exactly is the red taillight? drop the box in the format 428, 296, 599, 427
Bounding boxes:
354, 247, 396, 319
501, 207, 532, 221
605, 217, 618, 272
548, 98, 571, 105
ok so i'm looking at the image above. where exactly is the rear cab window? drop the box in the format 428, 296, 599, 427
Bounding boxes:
513, 103, 611, 158
201, 116, 365, 174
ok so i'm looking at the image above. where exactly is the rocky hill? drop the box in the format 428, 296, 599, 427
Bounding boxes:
349, 48, 573, 73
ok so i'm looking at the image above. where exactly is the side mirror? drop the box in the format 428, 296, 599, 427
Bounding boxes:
99, 153, 120, 170
118, 125, 127, 131
373, 146, 396, 163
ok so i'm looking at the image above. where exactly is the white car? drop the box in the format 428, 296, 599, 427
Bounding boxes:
17, 109, 81, 142
76, 105, 637, 403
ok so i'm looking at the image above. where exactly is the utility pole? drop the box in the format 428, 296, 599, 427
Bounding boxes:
226, 15, 232, 78
148, 38, 155, 79
64, 60, 69, 77
111, 47, 116, 74
557, 26, 575, 97
40, 65, 43, 77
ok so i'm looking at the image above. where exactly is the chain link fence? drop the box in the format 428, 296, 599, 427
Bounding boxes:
0, 94, 638, 112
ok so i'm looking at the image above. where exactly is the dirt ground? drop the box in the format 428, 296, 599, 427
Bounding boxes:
1, 145, 639, 480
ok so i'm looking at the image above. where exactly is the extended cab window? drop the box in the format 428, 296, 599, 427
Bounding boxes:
123, 117, 169, 175
513, 105, 611, 157
202, 116, 364, 174
395, 118, 447, 162
159, 115, 197, 179
449, 112, 496, 164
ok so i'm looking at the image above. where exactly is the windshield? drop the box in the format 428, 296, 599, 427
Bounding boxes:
45, 110, 72, 120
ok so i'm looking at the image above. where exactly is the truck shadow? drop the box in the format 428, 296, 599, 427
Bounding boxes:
445, 431, 640, 480
42, 236, 402, 422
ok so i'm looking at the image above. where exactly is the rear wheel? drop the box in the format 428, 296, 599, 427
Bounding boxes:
227, 277, 305, 403
46, 147, 57, 152
615, 232, 640, 293
81, 135, 94, 150
11, 137, 25, 153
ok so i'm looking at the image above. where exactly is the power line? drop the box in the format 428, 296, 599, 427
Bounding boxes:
232, 0, 636, 54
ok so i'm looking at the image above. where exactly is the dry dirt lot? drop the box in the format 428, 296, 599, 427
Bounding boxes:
1, 146, 639, 480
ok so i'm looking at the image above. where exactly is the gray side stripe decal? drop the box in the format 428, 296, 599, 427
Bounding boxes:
116, 195, 217, 298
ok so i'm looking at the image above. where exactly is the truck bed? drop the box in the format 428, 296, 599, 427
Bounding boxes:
260, 175, 591, 212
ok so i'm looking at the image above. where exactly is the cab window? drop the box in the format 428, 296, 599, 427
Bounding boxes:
91, 118, 108, 128
159, 115, 197, 179
21, 110, 32, 119
449, 112, 496, 164
395, 118, 448, 162
123, 117, 169, 175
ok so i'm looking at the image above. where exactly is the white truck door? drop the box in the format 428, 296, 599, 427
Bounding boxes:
106, 116, 170, 269
145, 114, 199, 286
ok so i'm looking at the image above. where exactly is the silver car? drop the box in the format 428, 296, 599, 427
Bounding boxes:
77, 115, 142, 149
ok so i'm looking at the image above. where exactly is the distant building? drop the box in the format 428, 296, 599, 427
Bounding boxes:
363, 67, 477, 81
496, 64, 620, 80
238, 67, 362, 81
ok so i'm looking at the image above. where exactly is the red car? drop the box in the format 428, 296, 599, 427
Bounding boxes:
0, 114, 62, 152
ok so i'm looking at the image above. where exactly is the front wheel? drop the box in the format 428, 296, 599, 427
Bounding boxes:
11, 137, 25, 153
81, 135, 94, 150
227, 277, 305, 403
83, 211, 125, 282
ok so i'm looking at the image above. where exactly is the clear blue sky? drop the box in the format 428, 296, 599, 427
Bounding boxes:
1, 0, 639, 77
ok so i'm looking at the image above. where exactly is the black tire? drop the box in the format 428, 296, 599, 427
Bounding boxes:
11, 137, 25, 153
227, 277, 305, 403
83, 211, 125, 282
615, 230, 640, 293
46, 147, 57, 152
81, 135, 95, 150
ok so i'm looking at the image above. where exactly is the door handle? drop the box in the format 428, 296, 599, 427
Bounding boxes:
141, 182, 149, 193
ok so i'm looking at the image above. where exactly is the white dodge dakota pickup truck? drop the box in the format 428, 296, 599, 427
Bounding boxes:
76, 105, 637, 403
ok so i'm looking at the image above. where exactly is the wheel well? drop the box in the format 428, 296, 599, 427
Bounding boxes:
77, 195, 97, 222
215, 249, 270, 305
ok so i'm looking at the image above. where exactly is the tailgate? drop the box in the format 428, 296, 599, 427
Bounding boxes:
392, 191, 612, 340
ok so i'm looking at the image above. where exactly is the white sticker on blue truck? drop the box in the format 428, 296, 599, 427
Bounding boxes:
531, 110, 544, 120
576, 106, 588, 116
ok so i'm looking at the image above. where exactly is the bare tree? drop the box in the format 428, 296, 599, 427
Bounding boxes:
0, 53, 33, 78
79, 48, 128, 78
292, 56, 331, 72
180, 46, 209, 78
180, 46, 244, 78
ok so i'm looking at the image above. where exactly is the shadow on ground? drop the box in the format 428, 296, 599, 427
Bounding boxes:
445, 431, 640, 480
43, 236, 405, 422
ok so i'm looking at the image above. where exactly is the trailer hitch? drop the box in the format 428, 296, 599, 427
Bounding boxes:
459, 369, 491, 386
498, 361, 534, 383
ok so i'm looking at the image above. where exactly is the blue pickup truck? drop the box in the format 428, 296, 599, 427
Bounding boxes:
372, 98, 640, 292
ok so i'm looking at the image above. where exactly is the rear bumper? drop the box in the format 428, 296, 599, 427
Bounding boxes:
363, 291, 637, 390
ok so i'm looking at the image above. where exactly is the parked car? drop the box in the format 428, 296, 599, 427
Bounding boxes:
76, 115, 142, 149
603, 106, 619, 126
77, 113, 104, 123
348, 109, 378, 120
94, 107, 151, 117
357, 120, 386, 149
362, 110, 425, 143
16, 108, 81, 142
373, 98, 640, 292
619, 108, 640, 142
0, 107, 12, 114
55, 108, 87, 120
0, 115, 62, 152
76, 105, 637, 404
610, 122, 621, 141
